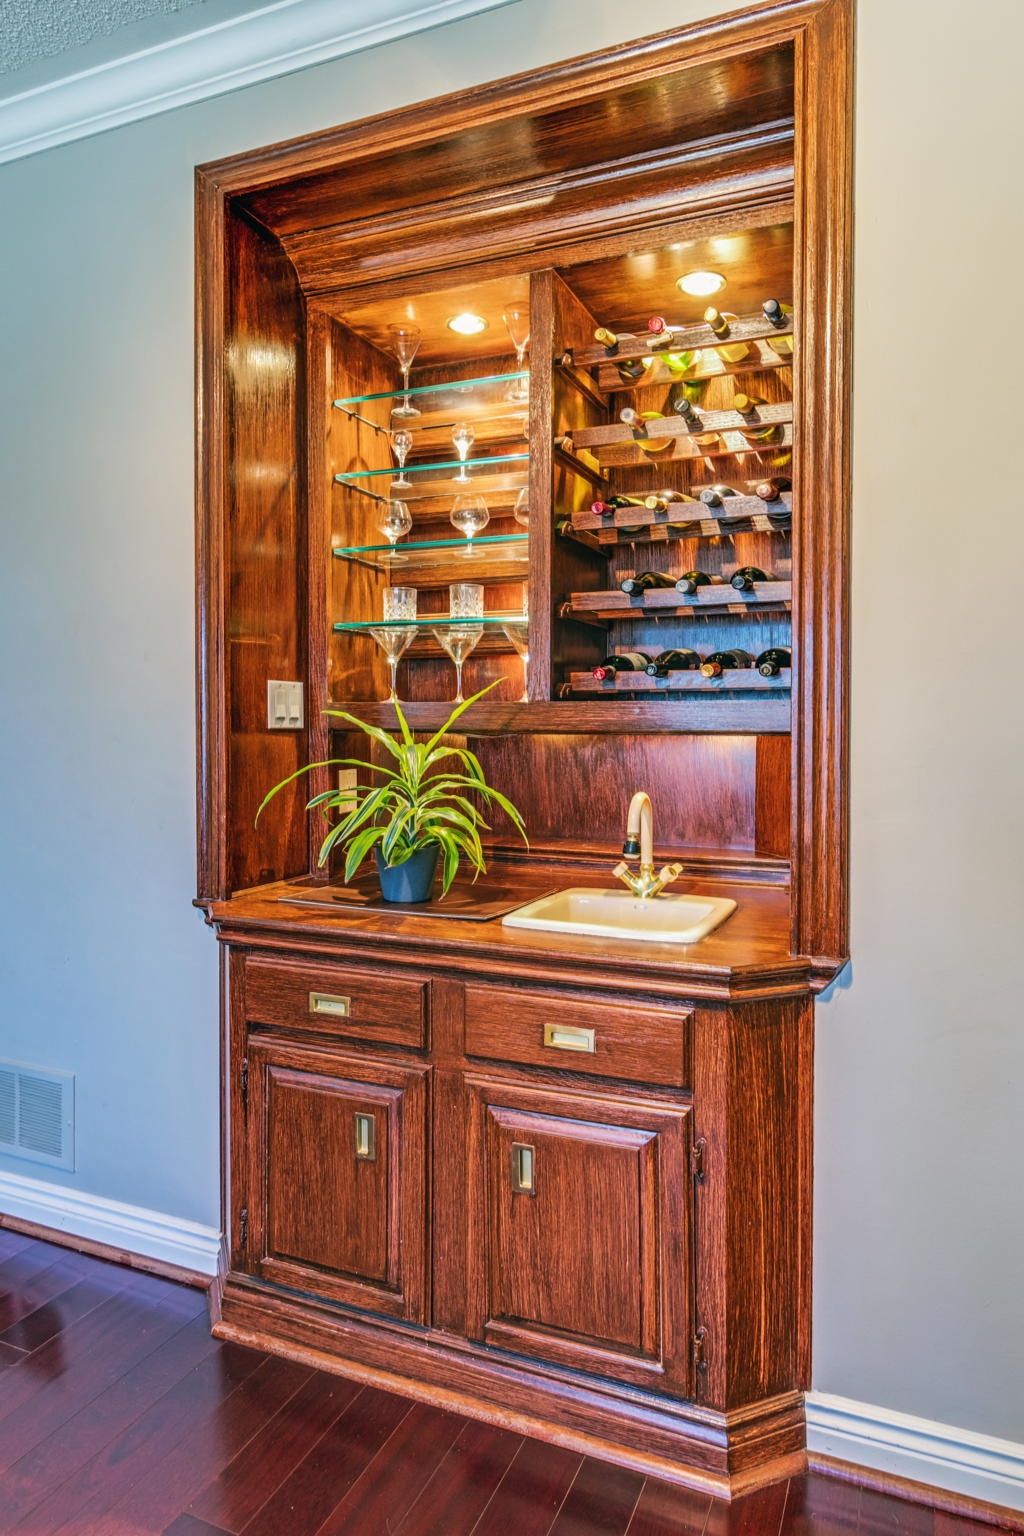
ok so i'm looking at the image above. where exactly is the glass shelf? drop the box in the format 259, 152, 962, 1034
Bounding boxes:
334, 371, 528, 411
334, 453, 529, 502
334, 613, 527, 633
333, 534, 528, 572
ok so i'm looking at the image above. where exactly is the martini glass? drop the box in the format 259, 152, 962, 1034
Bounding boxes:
387, 325, 421, 419
450, 494, 489, 556
377, 498, 412, 562
433, 582, 483, 702
451, 422, 475, 483
502, 621, 529, 702
390, 429, 414, 490
503, 305, 530, 401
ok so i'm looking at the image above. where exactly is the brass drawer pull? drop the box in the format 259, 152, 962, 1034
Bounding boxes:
354, 1113, 376, 1161
543, 1022, 595, 1053
309, 991, 351, 1018
511, 1142, 535, 1194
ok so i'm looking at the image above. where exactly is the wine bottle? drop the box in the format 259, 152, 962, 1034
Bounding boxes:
700, 649, 754, 678
646, 316, 677, 349
755, 647, 791, 676
663, 349, 701, 376
593, 652, 652, 679
594, 326, 631, 353
762, 298, 794, 356
732, 391, 783, 444
754, 476, 791, 501
669, 391, 700, 423
619, 407, 673, 453
645, 492, 696, 511
645, 648, 702, 676
729, 565, 769, 591
674, 570, 714, 594
619, 571, 676, 595
699, 484, 741, 508
703, 307, 751, 363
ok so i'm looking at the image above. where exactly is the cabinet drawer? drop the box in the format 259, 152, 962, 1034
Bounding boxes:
245, 956, 426, 1049
464, 984, 689, 1087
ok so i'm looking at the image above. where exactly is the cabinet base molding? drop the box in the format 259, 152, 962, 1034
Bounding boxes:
215, 1276, 806, 1499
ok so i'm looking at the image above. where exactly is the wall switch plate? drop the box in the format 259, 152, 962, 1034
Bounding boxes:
267, 680, 304, 729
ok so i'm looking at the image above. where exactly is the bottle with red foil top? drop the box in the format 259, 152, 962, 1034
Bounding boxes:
592, 652, 652, 680
646, 315, 677, 349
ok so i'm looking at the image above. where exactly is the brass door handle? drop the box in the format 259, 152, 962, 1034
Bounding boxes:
309, 991, 351, 1018
354, 1113, 376, 1161
543, 1022, 595, 1053
511, 1142, 535, 1194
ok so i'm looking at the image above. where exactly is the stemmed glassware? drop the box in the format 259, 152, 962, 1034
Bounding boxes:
370, 586, 418, 703
502, 622, 529, 702
433, 582, 483, 702
390, 429, 414, 490
450, 494, 489, 555
503, 306, 530, 401
387, 325, 421, 419
512, 488, 529, 527
451, 422, 475, 483
377, 498, 413, 561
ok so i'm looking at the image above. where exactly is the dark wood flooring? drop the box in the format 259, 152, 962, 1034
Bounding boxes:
0, 1231, 1015, 1536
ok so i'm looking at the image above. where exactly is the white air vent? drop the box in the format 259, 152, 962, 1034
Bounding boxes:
0, 1062, 74, 1171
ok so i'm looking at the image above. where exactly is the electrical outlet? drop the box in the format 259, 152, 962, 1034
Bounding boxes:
266, 680, 304, 729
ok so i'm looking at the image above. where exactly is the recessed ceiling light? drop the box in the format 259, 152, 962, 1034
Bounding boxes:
446, 312, 488, 335
676, 271, 726, 297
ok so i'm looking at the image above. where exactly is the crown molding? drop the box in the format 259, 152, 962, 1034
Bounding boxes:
0, 0, 518, 166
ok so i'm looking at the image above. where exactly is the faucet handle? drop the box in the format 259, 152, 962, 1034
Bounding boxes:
658, 862, 684, 890
612, 860, 642, 895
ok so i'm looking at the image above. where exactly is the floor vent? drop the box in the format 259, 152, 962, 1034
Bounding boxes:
0, 1062, 75, 1171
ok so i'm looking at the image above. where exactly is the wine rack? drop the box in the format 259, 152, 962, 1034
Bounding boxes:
567, 668, 791, 693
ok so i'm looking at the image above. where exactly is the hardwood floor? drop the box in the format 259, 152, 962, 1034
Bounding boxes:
0, 1232, 1016, 1536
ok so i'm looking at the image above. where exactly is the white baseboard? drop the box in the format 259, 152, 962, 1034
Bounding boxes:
0, 0, 519, 165
0, 1168, 221, 1277
807, 1391, 1024, 1513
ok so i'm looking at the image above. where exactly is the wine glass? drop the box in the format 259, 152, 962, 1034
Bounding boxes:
451, 422, 475, 483
387, 324, 421, 419
503, 305, 530, 400
512, 487, 529, 527
450, 494, 489, 555
391, 429, 414, 489
502, 621, 529, 702
368, 587, 418, 702
377, 499, 413, 561
433, 582, 484, 702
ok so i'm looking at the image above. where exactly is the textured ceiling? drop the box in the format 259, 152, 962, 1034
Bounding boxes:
0, 0, 204, 76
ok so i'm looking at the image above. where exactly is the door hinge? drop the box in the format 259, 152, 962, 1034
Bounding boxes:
692, 1323, 709, 1378
239, 1207, 248, 1249
240, 1058, 249, 1110
690, 1137, 707, 1184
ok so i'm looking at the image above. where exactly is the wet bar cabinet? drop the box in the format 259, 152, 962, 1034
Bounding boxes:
195, 0, 853, 1497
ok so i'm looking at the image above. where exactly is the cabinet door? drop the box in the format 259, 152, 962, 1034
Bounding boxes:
464, 1075, 692, 1392
244, 1038, 428, 1321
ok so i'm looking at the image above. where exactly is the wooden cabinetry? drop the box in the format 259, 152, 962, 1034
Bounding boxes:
464, 1075, 693, 1391
197, 0, 851, 1500
241, 1037, 428, 1321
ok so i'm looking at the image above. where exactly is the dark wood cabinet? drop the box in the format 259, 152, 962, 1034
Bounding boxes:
464, 1075, 692, 1391
242, 1038, 429, 1321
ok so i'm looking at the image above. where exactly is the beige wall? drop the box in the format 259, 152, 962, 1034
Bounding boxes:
0, 0, 1021, 1441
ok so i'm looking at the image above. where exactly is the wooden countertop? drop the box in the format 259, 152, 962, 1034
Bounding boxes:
204, 863, 815, 1001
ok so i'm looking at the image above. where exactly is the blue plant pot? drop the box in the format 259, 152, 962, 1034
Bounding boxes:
374, 845, 439, 904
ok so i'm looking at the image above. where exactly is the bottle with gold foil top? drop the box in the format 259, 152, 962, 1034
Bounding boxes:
762, 298, 794, 356
593, 327, 646, 381
732, 391, 783, 445
704, 307, 752, 363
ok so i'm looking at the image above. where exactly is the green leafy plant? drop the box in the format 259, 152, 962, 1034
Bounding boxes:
256, 681, 527, 895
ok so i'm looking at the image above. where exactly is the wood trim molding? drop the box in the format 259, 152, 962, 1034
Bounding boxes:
0, 0, 520, 165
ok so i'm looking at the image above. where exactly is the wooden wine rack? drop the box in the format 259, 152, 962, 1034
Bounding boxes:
568, 492, 792, 541
571, 311, 793, 369
564, 581, 792, 621
568, 668, 792, 693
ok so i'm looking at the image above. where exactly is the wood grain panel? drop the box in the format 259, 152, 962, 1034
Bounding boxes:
243, 953, 427, 1049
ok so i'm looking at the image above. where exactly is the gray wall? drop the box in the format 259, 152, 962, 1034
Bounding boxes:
1, 0, 1021, 1441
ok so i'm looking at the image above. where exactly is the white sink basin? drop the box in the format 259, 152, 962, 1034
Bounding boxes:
502, 886, 737, 944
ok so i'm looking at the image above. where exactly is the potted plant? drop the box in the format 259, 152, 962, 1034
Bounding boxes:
256, 682, 527, 903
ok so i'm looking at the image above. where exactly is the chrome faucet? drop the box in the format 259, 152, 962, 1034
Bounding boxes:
612, 791, 684, 899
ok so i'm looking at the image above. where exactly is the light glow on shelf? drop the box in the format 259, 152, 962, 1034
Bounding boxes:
676, 270, 726, 297
446, 312, 489, 335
